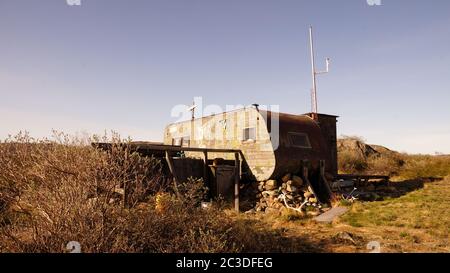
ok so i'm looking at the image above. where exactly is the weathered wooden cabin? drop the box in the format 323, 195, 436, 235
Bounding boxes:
164, 107, 338, 183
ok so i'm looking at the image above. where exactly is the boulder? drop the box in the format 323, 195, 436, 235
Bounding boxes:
304, 191, 313, 199
265, 180, 278, 190
258, 184, 265, 192
281, 173, 291, 183
286, 184, 298, 193
292, 175, 304, 187
285, 194, 294, 200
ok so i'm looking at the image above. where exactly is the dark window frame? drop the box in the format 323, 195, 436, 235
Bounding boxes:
172, 137, 182, 146
242, 127, 256, 141
288, 132, 311, 149
181, 136, 190, 147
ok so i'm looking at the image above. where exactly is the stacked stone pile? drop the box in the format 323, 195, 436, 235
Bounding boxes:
242, 173, 328, 215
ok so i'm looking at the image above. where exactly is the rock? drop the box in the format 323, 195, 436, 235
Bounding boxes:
292, 175, 304, 187
309, 198, 318, 203
333, 232, 356, 245
282, 173, 291, 183
286, 184, 298, 193
285, 194, 294, 200
265, 180, 278, 190
366, 184, 376, 191
304, 191, 313, 199
267, 190, 278, 197
258, 184, 265, 192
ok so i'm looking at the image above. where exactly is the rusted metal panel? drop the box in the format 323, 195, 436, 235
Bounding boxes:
306, 113, 339, 178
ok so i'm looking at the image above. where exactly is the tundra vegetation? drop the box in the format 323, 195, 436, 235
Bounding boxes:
0, 132, 449, 253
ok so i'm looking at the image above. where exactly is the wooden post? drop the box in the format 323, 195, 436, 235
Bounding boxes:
234, 152, 240, 212
165, 150, 180, 197
203, 150, 208, 185
320, 160, 333, 198
302, 161, 317, 198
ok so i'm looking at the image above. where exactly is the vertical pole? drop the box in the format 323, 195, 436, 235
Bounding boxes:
320, 160, 333, 199
203, 150, 208, 185
309, 26, 318, 114
165, 150, 180, 197
234, 152, 240, 212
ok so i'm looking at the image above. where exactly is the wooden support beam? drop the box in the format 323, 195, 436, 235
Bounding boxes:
165, 150, 180, 197
234, 152, 240, 213
320, 160, 333, 199
203, 151, 208, 185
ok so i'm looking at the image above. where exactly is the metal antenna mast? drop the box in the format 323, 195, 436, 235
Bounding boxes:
309, 26, 330, 115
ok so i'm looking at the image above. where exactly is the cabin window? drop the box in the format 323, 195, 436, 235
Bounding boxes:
288, 132, 311, 148
182, 136, 190, 147
172, 138, 182, 146
243, 127, 256, 141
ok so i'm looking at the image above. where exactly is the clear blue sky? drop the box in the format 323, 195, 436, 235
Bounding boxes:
1, 0, 450, 154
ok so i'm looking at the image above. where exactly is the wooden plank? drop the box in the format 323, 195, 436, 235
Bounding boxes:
203, 151, 208, 185
337, 174, 389, 180
93, 142, 241, 154
314, 207, 348, 223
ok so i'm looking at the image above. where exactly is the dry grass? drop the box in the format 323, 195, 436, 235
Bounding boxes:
397, 155, 450, 179
0, 131, 275, 253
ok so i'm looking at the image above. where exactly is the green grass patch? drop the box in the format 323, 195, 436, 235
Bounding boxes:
341, 177, 450, 239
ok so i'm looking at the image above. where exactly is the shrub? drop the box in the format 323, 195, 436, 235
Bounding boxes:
338, 149, 368, 174
398, 155, 450, 179
0, 132, 245, 253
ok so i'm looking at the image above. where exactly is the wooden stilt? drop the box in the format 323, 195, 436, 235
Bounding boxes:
234, 152, 240, 212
